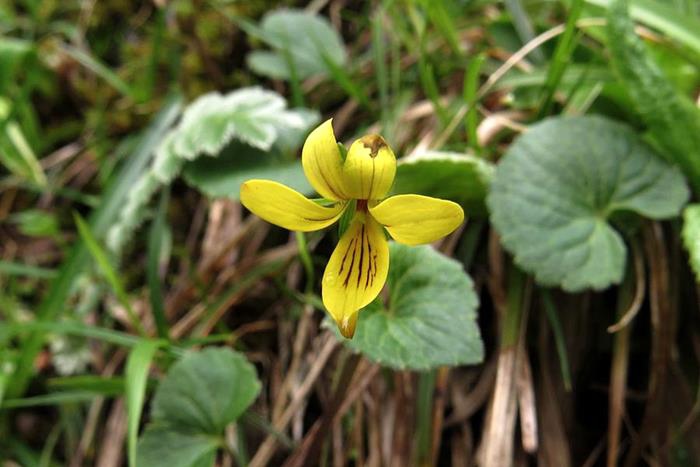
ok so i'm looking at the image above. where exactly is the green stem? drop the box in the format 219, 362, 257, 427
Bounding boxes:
502, 266, 526, 348
296, 232, 314, 295
541, 289, 572, 391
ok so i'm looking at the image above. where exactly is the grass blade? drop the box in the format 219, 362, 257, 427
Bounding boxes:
538, 0, 585, 117
588, 0, 700, 55
61, 44, 135, 100
73, 212, 146, 336
147, 188, 171, 340
463, 54, 486, 152
126, 339, 163, 467
0, 260, 56, 279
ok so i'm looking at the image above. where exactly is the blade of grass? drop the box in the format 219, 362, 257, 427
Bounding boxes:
504, 0, 545, 63
73, 212, 146, 336
587, 0, 700, 55
48, 375, 125, 395
538, 0, 585, 117
62, 44, 136, 99
372, 8, 389, 131
0, 260, 56, 279
7, 94, 182, 398
126, 339, 163, 467
418, 53, 449, 127
463, 53, 486, 153
422, 0, 462, 55
61, 44, 135, 100
1, 391, 100, 409
2, 321, 142, 348
147, 188, 171, 340
319, 51, 370, 108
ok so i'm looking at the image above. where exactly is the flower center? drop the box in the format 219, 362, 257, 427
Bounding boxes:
357, 199, 368, 212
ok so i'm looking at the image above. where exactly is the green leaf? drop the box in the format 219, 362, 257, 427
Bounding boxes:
107, 88, 315, 254
488, 115, 689, 291
682, 204, 700, 282
150, 348, 260, 434
606, 0, 700, 193
336, 243, 484, 370
182, 140, 312, 199
136, 427, 219, 467
137, 348, 260, 467
246, 9, 346, 80
154, 88, 314, 176
392, 151, 493, 215
246, 51, 290, 80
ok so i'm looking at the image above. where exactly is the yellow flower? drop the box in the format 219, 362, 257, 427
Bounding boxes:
240, 119, 464, 338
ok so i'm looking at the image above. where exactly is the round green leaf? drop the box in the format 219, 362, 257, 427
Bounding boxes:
488, 115, 689, 291
136, 427, 219, 467
150, 348, 260, 434
393, 151, 493, 215
335, 243, 484, 370
182, 140, 312, 199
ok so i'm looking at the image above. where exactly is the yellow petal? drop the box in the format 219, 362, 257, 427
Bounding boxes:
302, 119, 347, 200
343, 135, 396, 200
240, 180, 346, 232
369, 194, 464, 245
322, 211, 389, 338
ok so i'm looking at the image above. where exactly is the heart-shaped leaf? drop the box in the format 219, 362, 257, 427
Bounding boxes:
137, 348, 260, 467
334, 243, 484, 370
488, 115, 689, 291
136, 428, 219, 467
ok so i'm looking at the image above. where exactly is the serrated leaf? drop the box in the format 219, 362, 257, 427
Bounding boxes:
162, 88, 309, 160
246, 9, 346, 80
606, 0, 700, 192
682, 204, 700, 282
136, 427, 219, 467
108, 88, 315, 254
150, 348, 260, 434
393, 151, 493, 215
488, 115, 689, 291
334, 243, 484, 370
182, 140, 312, 199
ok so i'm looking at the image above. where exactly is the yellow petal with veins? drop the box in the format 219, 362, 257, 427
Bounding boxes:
240, 180, 346, 232
322, 211, 389, 338
343, 135, 396, 200
301, 119, 348, 201
369, 194, 464, 245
